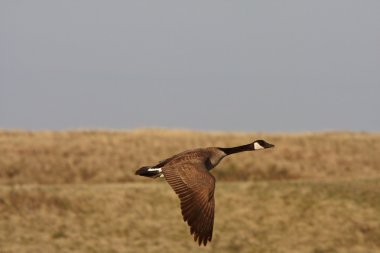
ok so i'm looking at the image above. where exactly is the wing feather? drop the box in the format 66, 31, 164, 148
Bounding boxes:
162, 160, 215, 246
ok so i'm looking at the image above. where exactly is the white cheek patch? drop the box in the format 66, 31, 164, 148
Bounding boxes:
254, 142, 264, 150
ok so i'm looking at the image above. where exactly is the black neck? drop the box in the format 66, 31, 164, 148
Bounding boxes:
218, 143, 253, 156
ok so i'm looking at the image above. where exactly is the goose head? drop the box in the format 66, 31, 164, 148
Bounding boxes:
252, 140, 275, 150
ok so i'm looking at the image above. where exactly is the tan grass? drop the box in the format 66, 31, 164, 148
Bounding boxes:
1, 129, 380, 252
1, 180, 380, 253
1, 129, 380, 184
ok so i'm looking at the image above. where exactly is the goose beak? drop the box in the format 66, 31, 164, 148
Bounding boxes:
265, 143, 275, 149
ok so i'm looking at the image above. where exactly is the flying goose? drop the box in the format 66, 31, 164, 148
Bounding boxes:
135, 139, 275, 246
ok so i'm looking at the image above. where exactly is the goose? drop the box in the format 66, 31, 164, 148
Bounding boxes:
135, 139, 275, 246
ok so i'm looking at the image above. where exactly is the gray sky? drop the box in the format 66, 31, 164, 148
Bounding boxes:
1, 1, 379, 132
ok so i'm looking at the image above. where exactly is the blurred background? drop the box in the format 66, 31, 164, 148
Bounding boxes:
1, 0, 379, 132
1, 1, 380, 253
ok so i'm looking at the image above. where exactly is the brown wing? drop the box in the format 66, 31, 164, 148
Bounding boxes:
162, 160, 216, 246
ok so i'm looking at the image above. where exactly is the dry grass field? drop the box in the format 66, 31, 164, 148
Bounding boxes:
1, 129, 380, 184
1, 129, 380, 253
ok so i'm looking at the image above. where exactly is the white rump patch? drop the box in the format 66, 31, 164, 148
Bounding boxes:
147, 168, 162, 173
254, 142, 264, 150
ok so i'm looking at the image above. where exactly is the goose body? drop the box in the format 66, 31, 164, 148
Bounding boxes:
135, 139, 274, 246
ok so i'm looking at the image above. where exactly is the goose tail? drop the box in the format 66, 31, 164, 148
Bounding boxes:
135, 166, 163, 178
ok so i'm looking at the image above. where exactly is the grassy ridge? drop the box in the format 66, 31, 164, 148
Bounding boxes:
1, 129, 380, 253
1, 180, 380, 253
1, 129, 380, 184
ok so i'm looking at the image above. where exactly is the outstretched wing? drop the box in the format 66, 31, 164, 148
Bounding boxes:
162, 160, 215, 246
